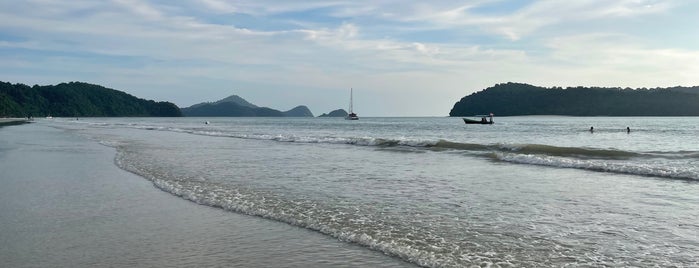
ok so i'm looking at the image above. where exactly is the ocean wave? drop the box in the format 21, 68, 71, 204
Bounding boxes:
496, 143, 639, 159
176, 128, 642, 159
179, 128, 441, 148
90, 122, 699, 162
433, 141, 635, 158
493, 153, 699, 181
96, 119, 698, 267
114, 153, 474, 267
92, 121, 698, 181
645, 151, 699, 159
124, 169, 536, 267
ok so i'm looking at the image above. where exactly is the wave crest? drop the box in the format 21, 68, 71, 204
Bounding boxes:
100, 121, 697, 181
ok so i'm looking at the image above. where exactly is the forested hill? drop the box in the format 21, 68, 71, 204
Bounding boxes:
450, 83, 699, 116
0, 81, 181, 117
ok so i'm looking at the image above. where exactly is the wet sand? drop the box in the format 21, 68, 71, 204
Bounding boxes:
0, 123, 413, 267
0, 118, 30, 127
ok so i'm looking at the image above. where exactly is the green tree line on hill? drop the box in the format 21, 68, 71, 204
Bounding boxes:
0, 81, 181, 117
450, 82, 699, 116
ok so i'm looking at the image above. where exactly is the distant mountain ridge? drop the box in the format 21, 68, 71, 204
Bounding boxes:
188, 94, 259, 110
450, 82, 699, 116
0, 81, 181, 117
182, 94, 314, 117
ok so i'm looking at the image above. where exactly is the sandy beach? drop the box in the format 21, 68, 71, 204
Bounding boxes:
0, 122, 413, 267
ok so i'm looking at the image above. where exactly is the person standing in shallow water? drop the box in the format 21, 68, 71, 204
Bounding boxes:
627, 127, 630, 134
590, 126, 594, 133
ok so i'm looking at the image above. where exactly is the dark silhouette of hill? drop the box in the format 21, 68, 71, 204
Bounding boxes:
182, 95, 314, 117
0, 81, 181, 117
284, 105, 313, 117
318, 109, 348, 117
450, 82, 699, 116
181, 101, 281, 117
187, 94, 258, 110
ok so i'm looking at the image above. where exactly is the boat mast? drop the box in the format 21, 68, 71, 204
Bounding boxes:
349, 88, 353, 114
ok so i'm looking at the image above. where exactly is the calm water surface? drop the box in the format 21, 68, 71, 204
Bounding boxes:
47, 116, 699, 267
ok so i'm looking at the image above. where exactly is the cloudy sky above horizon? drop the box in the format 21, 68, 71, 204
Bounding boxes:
2, 0, 698, 116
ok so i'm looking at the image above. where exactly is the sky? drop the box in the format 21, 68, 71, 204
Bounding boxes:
1, 0, 699, 116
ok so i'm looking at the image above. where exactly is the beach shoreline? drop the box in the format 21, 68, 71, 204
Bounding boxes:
5, 117, 697, 266
0, 118, 31, 127
0, 123, 414, 267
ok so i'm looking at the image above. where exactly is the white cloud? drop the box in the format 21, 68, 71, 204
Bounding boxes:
544, 33, 699, 87
0, 0, 698, 115
198, 0, 237, 13
112, 0, 164, 20
372, 0, 674, 40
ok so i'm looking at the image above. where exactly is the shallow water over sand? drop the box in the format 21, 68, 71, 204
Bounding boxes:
12, 116, 699, 267
0, 123, 413, 267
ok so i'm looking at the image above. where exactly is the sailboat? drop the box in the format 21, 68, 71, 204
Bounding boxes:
346, 88, 359, 120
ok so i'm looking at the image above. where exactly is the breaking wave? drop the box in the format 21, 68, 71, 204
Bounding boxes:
90, 121, 698, 181
130, 125, 645, 159
112, 150, 517, 267
492, 153, 699, 181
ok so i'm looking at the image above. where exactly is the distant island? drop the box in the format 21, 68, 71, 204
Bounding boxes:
181, 94, 313, 117
0, 81, 181, 117
318, 109, 348, 117
0, 81, 333, 118
450, 82, 699, 116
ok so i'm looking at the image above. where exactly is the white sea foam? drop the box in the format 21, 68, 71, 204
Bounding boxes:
496, 153, 699, 181
114, 149, 525, 268
63, 118, 699, 184
78, 116, 699, 267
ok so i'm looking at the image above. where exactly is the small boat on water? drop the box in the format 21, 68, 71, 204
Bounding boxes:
463, 113, 493, 124
346, 88, 359, 120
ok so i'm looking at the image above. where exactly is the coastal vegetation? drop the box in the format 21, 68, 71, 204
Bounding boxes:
0, 81, 181, 117
6, 80, 698, 118
450, 82, 699, 116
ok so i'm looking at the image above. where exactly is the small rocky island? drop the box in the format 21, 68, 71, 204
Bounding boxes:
318, 109, 348, 117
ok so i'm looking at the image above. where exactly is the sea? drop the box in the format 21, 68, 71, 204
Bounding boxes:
40, 116, 699, 267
